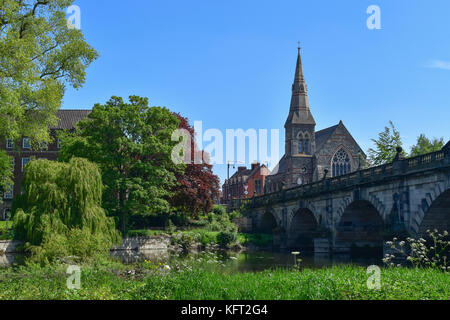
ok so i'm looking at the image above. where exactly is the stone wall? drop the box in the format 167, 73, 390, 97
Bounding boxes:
111, 236, 172, 251
0, 240, 22, 254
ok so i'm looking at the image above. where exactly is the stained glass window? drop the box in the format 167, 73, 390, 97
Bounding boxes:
332, 149, 352, 177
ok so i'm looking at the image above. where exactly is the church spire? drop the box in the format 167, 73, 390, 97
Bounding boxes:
285, 45, 316, 126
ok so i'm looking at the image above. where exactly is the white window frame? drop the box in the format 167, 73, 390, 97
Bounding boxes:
23, 138, 31, 149
6, 139, 13, 149
57, 138, 61, 149
22, 157, 30, 172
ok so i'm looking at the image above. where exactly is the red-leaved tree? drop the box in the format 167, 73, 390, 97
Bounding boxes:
171, 113, 220, 217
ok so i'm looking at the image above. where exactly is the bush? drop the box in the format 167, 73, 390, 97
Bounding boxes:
383, 229, 450, 270
217, 231, 237, 248
212, 205, 226, 216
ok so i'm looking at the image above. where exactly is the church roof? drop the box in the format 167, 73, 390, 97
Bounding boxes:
315, 124, 339, 152
315, 121, 366, 157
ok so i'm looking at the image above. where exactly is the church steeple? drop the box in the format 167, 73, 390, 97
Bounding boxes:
285, 45, 316, 127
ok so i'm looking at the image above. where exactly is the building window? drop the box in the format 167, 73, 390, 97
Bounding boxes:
255, 180, 261, 195
23, 138, 31, 149
57, 138, 61, 149
332, 149, 352, 177
3, 184, 13, 199
22, 157, 31, 172
298, 133, 310, 154
6, 139, 13, 149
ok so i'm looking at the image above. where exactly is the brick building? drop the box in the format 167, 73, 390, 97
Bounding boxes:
0, 110, 90, 220
265, 47, 366, 193
222, 163, 270, 203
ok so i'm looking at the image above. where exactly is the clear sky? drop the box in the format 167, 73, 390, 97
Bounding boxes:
63, 0, 450, 185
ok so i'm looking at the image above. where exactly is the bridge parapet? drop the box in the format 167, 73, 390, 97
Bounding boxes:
230, 146, 450, 210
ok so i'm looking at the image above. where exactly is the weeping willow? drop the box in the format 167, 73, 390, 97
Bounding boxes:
12, 158, 120, 262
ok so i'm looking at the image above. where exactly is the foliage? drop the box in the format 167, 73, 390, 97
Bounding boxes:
212, 205, 226, 216
410, 134, 445, 157
11, 158, 120, 263
383, 230, 450, 271
367, 121, 403, 166
170, 113, 220, 218
217, 231, 237, 248
1, 261, 450, 300
0, 150, 13, 204
0, 0, 98, 144
58, 96, 182, 233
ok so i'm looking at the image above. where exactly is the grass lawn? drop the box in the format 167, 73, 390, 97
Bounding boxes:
0, 257, 449, 300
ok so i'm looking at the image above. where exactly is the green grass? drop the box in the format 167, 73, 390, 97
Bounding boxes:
0, 259, 448, 300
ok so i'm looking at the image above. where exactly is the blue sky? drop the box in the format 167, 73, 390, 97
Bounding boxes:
63, 0, 450, 184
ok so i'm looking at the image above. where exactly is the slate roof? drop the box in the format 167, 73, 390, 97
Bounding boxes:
314, 124, 339, 152
444, 140, 450, 150
52, 110, 91, 130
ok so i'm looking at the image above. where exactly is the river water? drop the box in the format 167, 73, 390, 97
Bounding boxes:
1, 250, 383, 271
110, 250, 383, 272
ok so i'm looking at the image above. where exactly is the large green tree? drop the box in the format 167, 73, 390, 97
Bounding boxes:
59, 96, 182, 233
367, 121, 403, 166
0, 0, 98, 143
410, 134, 445, 157
0, 0, 97, 197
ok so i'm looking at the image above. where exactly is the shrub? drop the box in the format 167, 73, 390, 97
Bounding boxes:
383, 229, 450, 271
217, 231, 237, 248
212, 205, 226, 216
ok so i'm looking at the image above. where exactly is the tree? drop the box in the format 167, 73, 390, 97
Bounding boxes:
12, 158, 120, 263
367, 121, 403, 166
0, 0, 97, 196
58, 96, 182, 233
170, 113, 220, 217
0, 0, 98, 143
410, 134, 444, 157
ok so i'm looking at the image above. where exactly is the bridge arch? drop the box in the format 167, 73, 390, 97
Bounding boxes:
418, 188, 450, 236
287, 208, 319, 251
335, 200, 384, 253
259, 209, 278, 233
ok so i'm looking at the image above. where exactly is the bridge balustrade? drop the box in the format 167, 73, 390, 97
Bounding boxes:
228, 147, 450, 211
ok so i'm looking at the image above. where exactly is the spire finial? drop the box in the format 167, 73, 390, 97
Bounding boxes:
297, 41, 301, 54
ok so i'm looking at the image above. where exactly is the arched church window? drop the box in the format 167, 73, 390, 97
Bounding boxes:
304, 133, 310, 154
298, 133, 304, 153
332, 149, 352, 177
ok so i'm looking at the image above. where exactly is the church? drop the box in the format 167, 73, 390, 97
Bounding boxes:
265, 47, 366, 193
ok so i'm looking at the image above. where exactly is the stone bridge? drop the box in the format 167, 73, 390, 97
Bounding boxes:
231, 144, 450, 254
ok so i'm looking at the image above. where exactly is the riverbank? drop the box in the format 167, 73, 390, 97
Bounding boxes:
0, 254, 448, 300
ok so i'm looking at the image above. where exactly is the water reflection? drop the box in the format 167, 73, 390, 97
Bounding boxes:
109, 249, 383, 272
1, 250, 383, 271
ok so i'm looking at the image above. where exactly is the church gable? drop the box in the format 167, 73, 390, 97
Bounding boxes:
314, 121, 365, 178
